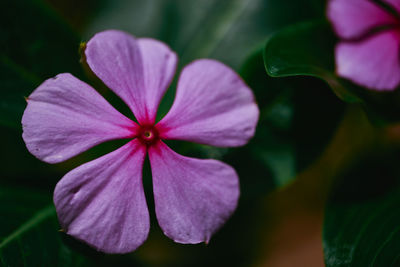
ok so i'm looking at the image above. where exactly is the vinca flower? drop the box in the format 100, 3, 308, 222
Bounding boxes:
21, 30, 259, 253
327, 0, 400, 90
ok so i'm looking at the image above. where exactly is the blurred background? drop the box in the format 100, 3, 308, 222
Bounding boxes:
2, 0, 400, 266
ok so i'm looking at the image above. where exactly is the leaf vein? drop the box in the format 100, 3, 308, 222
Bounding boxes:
0, 204, 55, 250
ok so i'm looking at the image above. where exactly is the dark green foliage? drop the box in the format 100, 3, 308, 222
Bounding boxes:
238, 48, 344, 190
0, 186, 93, 266
0, 0, 83, 129
324, 153, 400, 266
263, 20, 362, 103
263, 20, 400, 123
263, 18, 400, 265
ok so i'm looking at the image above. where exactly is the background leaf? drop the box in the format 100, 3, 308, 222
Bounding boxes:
323, 152, 400, 266
0, 186, 95, 266
85, 0, 324, 68
0, 0, 83, 129
263, 20, 400, 123
263, 20, 362, 103
233, 49, 345, 190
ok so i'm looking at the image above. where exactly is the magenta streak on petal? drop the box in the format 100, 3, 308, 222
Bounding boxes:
336, 30, 400, 91
148, 141, 240, 244
137, 38, 177, 124
22, 73, 138, 164
327, 0, 398, 39
85, 30, 177, 125
157, 59, 259, 147
54, 139, 149, 254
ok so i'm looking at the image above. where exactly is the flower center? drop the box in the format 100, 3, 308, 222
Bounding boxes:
143, 130, 152, 138
138, 125, 159, 146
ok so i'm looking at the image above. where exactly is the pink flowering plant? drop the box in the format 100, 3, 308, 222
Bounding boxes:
21, 30, 259, 253
5, 0, 400, 266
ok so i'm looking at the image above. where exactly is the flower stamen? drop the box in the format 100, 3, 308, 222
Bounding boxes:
144, 131, 152, 138
138, 125, 159, 146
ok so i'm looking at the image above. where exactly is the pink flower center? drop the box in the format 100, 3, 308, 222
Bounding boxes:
137, 125, 160, 146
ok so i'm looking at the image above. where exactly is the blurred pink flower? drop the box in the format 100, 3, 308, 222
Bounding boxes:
21, 30, 259, 253
327, 0, 400, 90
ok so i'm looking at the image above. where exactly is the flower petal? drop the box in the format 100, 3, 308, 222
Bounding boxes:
157, 59, 259, 147
85, 30, 177, 124
148, 141, 239, 244
54, 139, 149, 254
336, 30, 400, 90
327, 0, 397, 39
22, 73, 137, 164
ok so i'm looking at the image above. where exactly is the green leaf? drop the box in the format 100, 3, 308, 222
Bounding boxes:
264, 20, 363, 103
263, 20, 400, 124
0, 56, 39, 129
86, 0, 323, 69
323, 154, 400, 266
229, 49, 345, 191
0, 186, 93, 266
0, 0, 83, 129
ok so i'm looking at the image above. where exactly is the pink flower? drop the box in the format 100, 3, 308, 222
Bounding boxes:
327, 0, 400, 90
21, 30, 259, 253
